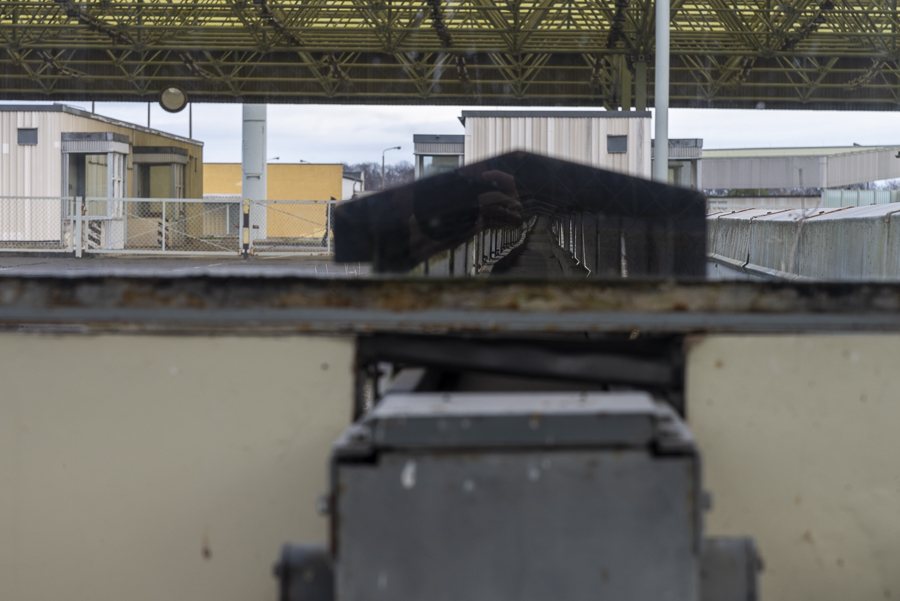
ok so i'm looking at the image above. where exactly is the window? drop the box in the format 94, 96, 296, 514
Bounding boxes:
17, 128, 38, 145
607, 135, 627, 154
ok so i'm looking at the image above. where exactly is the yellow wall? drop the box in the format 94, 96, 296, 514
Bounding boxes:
203, 164, 342, 239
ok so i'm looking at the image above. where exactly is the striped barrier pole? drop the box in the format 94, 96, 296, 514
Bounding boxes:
242, 198, 250, 259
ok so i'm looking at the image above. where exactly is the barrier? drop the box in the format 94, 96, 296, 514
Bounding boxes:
0, 197, 338, 257
707, 203, 900, 280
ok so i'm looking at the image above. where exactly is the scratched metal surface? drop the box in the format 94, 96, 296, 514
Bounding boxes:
1, 276, 900, 333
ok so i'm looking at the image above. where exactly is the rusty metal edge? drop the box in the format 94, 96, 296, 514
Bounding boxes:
1, 276, 900, 334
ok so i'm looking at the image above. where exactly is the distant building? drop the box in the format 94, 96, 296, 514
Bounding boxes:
460, 110, 651, 178
702, 145, 900, 211
413, 134, 464, 179
203, 162, 342, 240
0, 104, 202, 247
651, 139, 702, 189
342, 170, 365, 199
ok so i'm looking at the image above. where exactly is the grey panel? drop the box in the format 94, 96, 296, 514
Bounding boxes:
336, 450, 699, 601
17, 128, 37, 145
700, 537, 760, 601
367, 391, 660, 448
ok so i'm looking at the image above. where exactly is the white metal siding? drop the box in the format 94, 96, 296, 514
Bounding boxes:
826, 149, 900, 188
464, 116, 651, 178
0, 112, 64, 241
0, 111, 64, 197
703, 148, 900, 189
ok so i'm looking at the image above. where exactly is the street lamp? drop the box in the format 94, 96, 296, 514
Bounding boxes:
382, 146, 401, 190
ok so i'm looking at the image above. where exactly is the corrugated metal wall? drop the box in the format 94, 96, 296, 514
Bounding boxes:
826, 149, 900, 188
702, 156, 825, 189
414, 142, 465, 155
464, 116, 651, 178
0, 112, 65, 241
0, 111, 64, 197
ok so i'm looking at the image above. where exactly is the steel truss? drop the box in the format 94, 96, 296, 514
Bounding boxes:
1, 0, 899, 109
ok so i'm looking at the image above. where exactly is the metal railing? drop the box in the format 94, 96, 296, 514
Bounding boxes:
0, 196, 338, 257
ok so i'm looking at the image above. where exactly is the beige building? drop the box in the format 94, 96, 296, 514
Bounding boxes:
461, 110, 652, 178
204, 162, 343, 240
0, 104, 202, 248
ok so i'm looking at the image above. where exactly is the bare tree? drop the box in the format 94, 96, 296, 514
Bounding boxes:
344, 161, 415, 191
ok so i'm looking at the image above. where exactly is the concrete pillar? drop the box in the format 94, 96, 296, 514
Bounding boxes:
242, 104, 267, 241
653, 0, 669, 182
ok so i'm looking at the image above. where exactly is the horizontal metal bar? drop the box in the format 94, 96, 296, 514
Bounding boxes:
83, 250, 239, 256
85, 197, 242, 204
0, 278, 899, 334
0, 248, 71, 253
253, 251, 333, 256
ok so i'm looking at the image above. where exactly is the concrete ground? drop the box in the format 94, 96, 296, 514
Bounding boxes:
0, 254, 370, 278
0, 253, 748, 280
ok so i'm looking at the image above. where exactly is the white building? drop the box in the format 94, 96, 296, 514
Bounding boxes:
460, 110, 651, 178
0, 104, 202, 247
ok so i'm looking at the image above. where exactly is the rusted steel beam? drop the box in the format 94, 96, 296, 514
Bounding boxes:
2, 277, 900, 333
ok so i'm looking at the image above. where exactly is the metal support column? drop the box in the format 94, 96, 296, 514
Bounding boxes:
242, 104, 267, 244
635, 60, 648, 111
653, 0, 670, 183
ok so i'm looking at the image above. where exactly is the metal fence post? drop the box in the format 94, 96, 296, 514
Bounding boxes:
242, 198, 251, 259
161, 199, 167, 252
326, 201, 332, 255
75, 196, 83, 258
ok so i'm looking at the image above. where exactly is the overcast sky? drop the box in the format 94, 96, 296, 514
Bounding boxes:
5, 100, 900, 166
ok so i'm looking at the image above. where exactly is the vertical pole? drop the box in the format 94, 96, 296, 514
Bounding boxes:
189, 103, 193, 139
242, 104, 267, 242
242, 199, 250, 259
75, 197, 83, 258
147, 103, 151, 128
326, 201, 332, 254
161, 199, 166, 252
381, 155, 385, 190
653, 0, 670, 182
91, 101, 95, 114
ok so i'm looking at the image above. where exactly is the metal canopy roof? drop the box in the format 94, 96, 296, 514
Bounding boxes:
1, 0, 897, 110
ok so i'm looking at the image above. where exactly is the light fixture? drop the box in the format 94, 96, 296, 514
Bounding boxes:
158, 86, 188, 113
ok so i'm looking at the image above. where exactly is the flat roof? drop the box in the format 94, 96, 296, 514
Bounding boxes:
0, 103, 202, 146
413, 134, 464, 144
459, 110, 650, 124
704, 146, 900, 159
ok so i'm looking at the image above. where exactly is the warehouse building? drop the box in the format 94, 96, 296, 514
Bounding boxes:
460, 110, 652, 178
0, 104, 202, 248
703, 145, 900, 211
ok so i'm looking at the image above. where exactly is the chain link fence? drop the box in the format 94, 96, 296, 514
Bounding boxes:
0, 196, 338, 257
0, 196, 75, 252
83, 197, 242, 255
249, 200, 334, 255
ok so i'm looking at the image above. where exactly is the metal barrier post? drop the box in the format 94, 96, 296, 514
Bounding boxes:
242, 198, 250, 259
75, 197, 83, 258
326, 201, 332, 255
161, 199, 167, 252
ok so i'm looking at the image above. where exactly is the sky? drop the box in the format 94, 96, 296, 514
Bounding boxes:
4, 100, 900, 166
